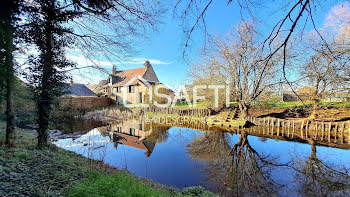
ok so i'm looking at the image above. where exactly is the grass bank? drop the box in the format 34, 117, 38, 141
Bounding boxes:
0, 122, 217, 197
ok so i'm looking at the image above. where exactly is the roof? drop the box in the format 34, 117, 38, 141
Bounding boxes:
111, 67, 147, 87
63, 83, 96, 96
112, 133, 155, 156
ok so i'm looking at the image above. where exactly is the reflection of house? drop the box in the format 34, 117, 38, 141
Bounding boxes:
101, 120, 156, 157
89, 60, 173, 104
112, 133, 155, 157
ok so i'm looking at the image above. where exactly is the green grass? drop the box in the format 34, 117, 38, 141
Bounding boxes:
67, 171, 178, 197
172, 100, 350, 109
174, 101, 210, 109
0, 127, 217, 197
262, 101, 350, 108
263, 101, 314, 108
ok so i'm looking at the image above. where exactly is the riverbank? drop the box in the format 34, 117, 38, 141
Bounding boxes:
0, 123, 217, 196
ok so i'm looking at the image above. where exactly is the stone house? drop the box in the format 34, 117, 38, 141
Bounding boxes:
63, 80, 96, 97
92, 60, 171, 104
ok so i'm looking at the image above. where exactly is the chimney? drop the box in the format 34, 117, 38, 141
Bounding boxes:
144, 60, 151, 68
70, 79, 74, 88
112, 65, 116, 75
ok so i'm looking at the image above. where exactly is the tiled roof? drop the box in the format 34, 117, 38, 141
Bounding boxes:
111, 67, 147, 87
63, 83, 96, 96
113, 133, 155, 153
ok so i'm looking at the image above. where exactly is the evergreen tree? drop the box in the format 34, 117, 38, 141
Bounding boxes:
25, 0, 79, 148
0, 0, 21, 147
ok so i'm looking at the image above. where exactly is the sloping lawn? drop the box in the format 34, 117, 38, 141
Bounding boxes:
0, 124, 217, 197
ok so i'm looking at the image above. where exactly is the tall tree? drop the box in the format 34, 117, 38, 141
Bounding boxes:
0, 0, 21, 147
23, 0, 163, 147
299, 35, 350, 119
25, 0, 80, 148
190, 22, 281, 119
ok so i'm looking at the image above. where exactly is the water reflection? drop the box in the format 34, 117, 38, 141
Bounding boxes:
293, 139, 350, 196
54, 119, 350, 196
188, 130, 283, 196
104, 121, 170, 157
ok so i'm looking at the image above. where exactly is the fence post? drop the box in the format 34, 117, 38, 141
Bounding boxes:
300, 120, 304, 138
328, 122, 332, 143
335, 123, 338, 144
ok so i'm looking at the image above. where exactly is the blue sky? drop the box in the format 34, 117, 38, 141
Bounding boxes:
69, 0, 345, 89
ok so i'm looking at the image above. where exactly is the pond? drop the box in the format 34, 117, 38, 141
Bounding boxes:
54, 118, 350, 196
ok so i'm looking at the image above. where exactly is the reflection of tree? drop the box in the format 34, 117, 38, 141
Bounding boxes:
187, 130, 231, 161
147, 124, 171, 144
188, 130, 283, 196
294, 140, 350, 196
222, 131, 280, 196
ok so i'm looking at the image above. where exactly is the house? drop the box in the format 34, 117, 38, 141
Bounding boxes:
63, 80, 96, 97
60, 80, 113, 109
93, 60, 171, 104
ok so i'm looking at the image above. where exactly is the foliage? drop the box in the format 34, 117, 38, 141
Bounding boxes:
0, 78, 35, 125
182, 186, 219, 197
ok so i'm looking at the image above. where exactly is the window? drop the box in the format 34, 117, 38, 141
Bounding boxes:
138, 123, 143, 130
129, 128, 135, 136
128, 86, 134, 93
113, 87, 121, 94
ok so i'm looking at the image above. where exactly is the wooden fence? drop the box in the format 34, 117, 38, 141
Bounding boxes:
140, 106, 211, 117
245, 117, 350, 145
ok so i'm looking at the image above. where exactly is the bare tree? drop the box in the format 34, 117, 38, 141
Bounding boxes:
174, 0, 339, 101
188, 61, 227, 109
190, 22, 282, 119
298, 36, 350, 119
292, 139, 350, 196
187, 129, 231, 161
188, 129, 284, 196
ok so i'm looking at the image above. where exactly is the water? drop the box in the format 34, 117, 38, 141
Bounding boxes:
54, 119, 350, 196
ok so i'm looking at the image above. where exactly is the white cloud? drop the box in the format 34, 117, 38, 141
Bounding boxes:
67, 55, 171, 67
123, 58, 171, 65
66, 55, 118, 66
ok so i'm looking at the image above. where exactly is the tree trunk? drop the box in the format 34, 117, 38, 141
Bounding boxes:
313, 98, 319, 116
308, 98, 319, 120
238, 102, 249, 120
37, 21, 53, 148
3, 2, 15, 147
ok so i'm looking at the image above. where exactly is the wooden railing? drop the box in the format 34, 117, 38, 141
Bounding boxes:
140, 106, 211, 117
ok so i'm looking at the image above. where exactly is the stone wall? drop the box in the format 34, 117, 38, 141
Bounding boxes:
60, 96, 113, 109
